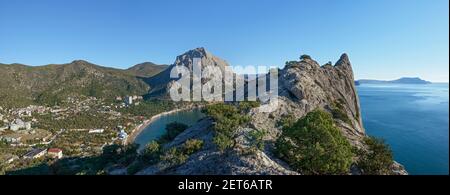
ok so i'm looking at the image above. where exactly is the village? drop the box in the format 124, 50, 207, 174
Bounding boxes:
0, 95, 147, 173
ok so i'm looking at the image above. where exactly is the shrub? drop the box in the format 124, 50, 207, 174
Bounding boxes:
248, 129, 267, 151
160, 147, 188, 167
285, 61, 298, 67
213, 132, 235, 152
140, 141, 162, 164
300, 54, 312, 61
127, 161, 145, 175
203, 103, 251, 152
182, 139, 204, 155
238, 101, 260, 112
330, 101, 352, 126
275, 110, 354, 175
277, 114, 296, 128
357, 137, 394, 175
159, 122, 188, 143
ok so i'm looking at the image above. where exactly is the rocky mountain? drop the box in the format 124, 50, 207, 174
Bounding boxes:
144, 47, 234, 98
0, 60, 154, 107
356, 77, 432, 85
136, 52, 407, 175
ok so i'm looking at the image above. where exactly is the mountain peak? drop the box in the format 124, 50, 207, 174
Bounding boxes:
178, 47, 210, 60
71, 60, 92, 64
174, 47, 229, 69
129, 62, 158, 69
335, 53, 350, 66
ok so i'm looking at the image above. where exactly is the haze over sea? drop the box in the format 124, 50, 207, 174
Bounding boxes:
357, 83, 449, 175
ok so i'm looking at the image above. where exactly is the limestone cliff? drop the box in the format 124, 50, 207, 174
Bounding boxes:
136, 50, 407, 175
144, 47, 233, 98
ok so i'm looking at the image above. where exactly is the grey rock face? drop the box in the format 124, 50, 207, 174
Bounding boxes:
146, 47, 234, 98
135, 51, 407, 175
137, 120, 297, 175
252, 54, 364, 147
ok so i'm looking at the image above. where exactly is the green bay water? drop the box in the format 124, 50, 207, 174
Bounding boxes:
133, 110, 205, 151
357, 83, 449, 175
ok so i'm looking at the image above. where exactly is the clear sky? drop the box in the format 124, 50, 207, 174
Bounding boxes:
0, 0, 448, 82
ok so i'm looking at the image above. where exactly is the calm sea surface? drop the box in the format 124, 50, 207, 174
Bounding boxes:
357, 83, 449, 175
133, 109, 205, 151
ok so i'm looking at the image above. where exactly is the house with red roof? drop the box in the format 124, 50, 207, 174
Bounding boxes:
47, 148, 63, 159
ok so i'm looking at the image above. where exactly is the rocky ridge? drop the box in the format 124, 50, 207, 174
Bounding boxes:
136, 49, 408, 175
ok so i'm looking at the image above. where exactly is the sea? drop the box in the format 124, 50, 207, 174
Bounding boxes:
357, 83, 449, 175
133, 110, 205, 151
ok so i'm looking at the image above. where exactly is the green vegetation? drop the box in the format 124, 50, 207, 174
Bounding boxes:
34, 112, 130, 133
160, 147, 188, 167
213, 133, 235, 152
285, 61, 298, 67
0, 62, 152, 107
139, 139, 204, 169
275, 110, 354, 175
237, 101, 260, 112
277, 114, 296, 128
159, 122, 188, 143
300, 54, 312, 61
182, 139, 204, 154
7, 144, 139, 175
119, 100, 175, 117
161, 138, 203, 166
126, 161, 145, 175
248, 129, 267, 151
140, 141, 162, 164
203, 102, 255, 152
357, 137, 394, 175
330, 100, 352, 126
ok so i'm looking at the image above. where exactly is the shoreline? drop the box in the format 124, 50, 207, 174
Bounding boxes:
125, 104, 204, 145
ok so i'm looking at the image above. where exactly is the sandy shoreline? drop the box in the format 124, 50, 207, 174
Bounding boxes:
125, 105, 204, 145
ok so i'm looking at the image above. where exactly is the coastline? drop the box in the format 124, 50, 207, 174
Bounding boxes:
125, 104, 204, 145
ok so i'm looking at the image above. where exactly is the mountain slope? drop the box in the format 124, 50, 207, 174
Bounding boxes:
125, 62, 168, 78
0, 60, 151, 107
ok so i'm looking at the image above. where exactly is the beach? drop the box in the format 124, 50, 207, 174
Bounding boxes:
125, 104, 205, 145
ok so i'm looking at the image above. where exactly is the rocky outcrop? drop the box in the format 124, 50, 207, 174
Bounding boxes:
137, 119, 297, 175
135, 49, 407, 175
144, 47, 234, 98
251, 54, 365, 148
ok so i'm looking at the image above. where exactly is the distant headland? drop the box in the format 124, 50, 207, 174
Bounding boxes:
355, 77, 432, 85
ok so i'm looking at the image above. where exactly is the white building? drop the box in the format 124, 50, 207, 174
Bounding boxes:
23, 148, 47, 159
125, 96, 133, 106
118, 130, 128, 140
47, 148, 63, 159
9, 119, 31, 131
89, 129, 105, 134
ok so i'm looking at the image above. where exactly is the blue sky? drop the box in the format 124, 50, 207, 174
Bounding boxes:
0, 0, 448, 82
